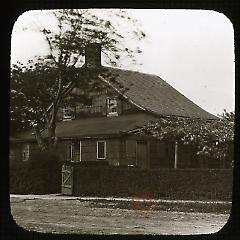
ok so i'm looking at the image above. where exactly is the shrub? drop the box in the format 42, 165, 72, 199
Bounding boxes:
71, 167, 233, 200
10, 150, 62, 194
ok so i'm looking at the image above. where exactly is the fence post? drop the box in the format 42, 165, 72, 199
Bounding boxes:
174, 141, 178, 169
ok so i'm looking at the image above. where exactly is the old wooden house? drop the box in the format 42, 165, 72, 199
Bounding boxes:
11, 43, 219, 169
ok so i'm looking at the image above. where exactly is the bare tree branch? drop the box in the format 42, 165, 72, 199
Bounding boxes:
42, 28, 58, 65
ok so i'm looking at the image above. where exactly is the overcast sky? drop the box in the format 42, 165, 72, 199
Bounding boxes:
11, 9, 235, 116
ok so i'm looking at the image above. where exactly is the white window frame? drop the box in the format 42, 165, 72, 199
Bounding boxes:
70, 141, 82, 162
22, 144, 30, 161
97, 141, 106, 160
107, 98, 118, 116
63, 105, 72, 120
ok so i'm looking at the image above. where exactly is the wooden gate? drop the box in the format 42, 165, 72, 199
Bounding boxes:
61, 164, 74, 195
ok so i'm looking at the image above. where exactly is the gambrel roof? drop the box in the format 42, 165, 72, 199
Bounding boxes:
101, 66, 218, 120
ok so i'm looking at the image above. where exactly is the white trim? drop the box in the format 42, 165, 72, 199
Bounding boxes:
127, 127, 144, 134
97, 141, 106, 159
63, 105, 72, 120
79, 141, 82, 161
106, 97, 118, 116
174, 141, 178, 169
70, 141, 81, 162
107, 111, 118, 117
70, 142, 73, 160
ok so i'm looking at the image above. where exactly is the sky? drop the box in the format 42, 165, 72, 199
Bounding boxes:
11, 9, 235, 116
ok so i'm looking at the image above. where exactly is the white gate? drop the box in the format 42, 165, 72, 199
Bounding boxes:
61, 164, 74, 195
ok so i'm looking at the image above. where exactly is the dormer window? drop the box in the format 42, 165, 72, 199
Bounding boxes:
107, 98, 118, 117
63, 105, 72, 120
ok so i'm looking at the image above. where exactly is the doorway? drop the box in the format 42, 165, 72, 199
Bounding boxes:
136, 141, 148, 168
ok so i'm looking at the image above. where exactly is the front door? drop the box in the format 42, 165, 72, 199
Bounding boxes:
136, 141, 148, 168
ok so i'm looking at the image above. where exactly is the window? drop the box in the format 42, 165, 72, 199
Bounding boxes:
69, 141, 81, 162
111, 107, 117, 113
107, 98, 118, 116
97, 141, 106, 159
63, 105, 72, 120
22, 144, 29, 161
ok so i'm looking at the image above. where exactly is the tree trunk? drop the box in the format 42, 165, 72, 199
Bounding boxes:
33, 124, 47, 151
48, 124, 57, 148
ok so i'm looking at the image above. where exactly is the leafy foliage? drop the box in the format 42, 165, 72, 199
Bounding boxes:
10, 9, 146, 148
10, 150, 61, 194
37, 9, 145, 68
141, 112, 234, 165
71, 167, 232, 200
218, 109, 235, 122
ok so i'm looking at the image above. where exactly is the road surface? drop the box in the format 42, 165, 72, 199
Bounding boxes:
10, 194, 230, 235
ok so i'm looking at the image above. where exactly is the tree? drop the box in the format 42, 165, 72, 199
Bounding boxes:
218, 109, 235, 122
140, 111, 234, 167
11, 9, 146, 150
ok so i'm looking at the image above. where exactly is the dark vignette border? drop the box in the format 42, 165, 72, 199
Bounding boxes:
1, 1, 239, 240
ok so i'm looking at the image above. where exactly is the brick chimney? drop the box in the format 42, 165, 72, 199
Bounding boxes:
85, 43, 101, 68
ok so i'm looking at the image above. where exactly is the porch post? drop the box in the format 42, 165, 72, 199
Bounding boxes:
174, 141, 178, 169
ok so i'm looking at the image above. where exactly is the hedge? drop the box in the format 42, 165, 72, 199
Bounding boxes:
10, 156, 233, 200
10, 151, 62, 194
67, 163, 233, 201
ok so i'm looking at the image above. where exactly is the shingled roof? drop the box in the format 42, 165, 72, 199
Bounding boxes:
101, 66, 218, 120
16, 113, 159, 141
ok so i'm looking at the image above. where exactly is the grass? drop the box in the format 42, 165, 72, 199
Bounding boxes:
87, 199, 231, 214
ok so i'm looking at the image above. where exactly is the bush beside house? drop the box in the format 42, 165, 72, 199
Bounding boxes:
10, 151, 62, 194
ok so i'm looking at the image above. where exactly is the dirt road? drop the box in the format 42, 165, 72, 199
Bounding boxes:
10, 195, 230, 235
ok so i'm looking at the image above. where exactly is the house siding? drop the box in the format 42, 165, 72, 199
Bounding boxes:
10, 142, 41, 163
57, 89, 139, 120
149, 140, 175, 168
119, 139, 126, 165
11, 137, 227, 169
9, 144, 22, 164
106, 139, 121, 166
10, 45, 225, 170
59, 139, 121, 166
81, 140, 97, 161
125, 139, 136, 166
177, 143, 198, 168
57, 141, 72, 161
